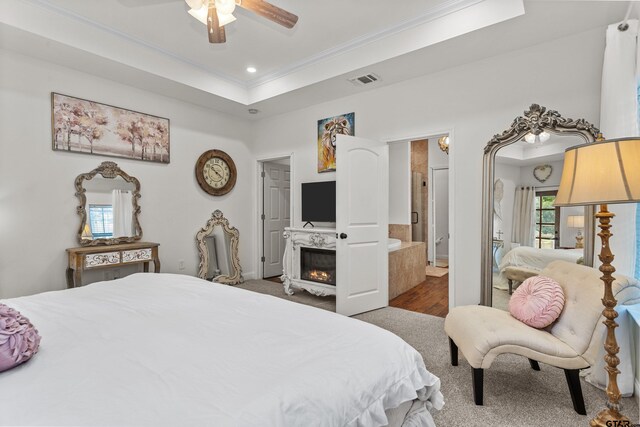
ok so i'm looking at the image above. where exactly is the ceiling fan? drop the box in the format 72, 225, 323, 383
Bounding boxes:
185, 0, 298, 43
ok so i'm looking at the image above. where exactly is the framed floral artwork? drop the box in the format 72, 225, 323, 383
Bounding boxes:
52, 93, 170, 163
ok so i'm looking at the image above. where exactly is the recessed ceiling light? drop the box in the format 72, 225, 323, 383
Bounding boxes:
246, 67, 257, 73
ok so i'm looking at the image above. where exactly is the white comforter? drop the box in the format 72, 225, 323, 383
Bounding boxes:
499, 246, 583, 272
0, 274, 442, 427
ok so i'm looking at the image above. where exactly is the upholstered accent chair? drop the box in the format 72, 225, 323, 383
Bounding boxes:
445, 260, 640, 414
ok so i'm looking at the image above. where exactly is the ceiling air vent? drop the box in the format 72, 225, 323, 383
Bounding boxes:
348, 73, 381, 86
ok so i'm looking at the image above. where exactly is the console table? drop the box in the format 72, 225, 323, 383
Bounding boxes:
66, 242, 160, 288
282, 227, 336, 297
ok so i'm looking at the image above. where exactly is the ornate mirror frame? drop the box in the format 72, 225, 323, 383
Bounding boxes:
196, 210, 244, 285
480, 104, 601, 306
75, 161, 142, 246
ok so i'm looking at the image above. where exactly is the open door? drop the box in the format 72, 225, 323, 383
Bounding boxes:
262, 161, 291, 278
336, 135, 389, 316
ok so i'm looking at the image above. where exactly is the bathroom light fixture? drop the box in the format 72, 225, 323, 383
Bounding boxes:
246, 67, 257, 73
524, 131, 550, 144
438, 136, 450, 154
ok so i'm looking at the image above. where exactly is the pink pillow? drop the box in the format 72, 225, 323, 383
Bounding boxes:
508, 276, 565, 328
0, 304, 41, 372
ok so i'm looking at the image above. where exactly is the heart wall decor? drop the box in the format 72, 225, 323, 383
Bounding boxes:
533, 164, 553, 183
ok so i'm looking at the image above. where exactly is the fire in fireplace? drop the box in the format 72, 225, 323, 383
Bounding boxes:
300, 247, 336, 286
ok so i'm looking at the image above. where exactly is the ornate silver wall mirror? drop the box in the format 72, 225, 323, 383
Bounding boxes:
196, 210, 243, 285
481, 104, 601, 307
75, 161, 142, 246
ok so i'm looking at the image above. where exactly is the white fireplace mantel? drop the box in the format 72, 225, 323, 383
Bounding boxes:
282, 227, 337, 297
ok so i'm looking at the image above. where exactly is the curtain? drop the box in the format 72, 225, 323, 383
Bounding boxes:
511, 186, 535, 247
599, 19, 639, 276
112, 190, 133, 237
584, 18, 639, 397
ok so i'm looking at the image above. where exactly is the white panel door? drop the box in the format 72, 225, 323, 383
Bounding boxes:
263, 162, 291, 278
336, 135, 389, 316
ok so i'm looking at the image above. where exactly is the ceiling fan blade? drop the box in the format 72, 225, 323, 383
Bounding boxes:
207, 4, 226, 43
238, 0, 298, 29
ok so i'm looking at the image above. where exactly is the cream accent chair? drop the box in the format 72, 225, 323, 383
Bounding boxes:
445, 260, 640, 414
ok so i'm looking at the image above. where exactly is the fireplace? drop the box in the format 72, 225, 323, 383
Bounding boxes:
300, 247, 336, 286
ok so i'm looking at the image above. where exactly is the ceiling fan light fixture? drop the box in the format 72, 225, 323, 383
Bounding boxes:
185, 0, 204, 10
188, 5, 236, 27
215, 0, 236, 15
188, 5, 208, 24
524, 131, 550, 144
217, 12, 236, 26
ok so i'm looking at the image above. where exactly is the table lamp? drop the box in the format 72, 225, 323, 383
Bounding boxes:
555, 137, 640, 426
567, 215, 585, 248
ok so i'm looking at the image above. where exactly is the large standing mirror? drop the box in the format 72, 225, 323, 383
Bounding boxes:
196, 210, 244, 285
481, 105, 600, 308
75, 161, 142, 246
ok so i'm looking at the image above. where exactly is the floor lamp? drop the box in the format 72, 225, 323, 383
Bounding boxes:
555, 137, 640, 426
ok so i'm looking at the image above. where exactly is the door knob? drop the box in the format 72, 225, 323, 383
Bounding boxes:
339, 233, 348, 239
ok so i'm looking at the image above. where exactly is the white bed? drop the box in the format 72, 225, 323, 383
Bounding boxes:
494, 246, 583, 289
0, 273, 443, 427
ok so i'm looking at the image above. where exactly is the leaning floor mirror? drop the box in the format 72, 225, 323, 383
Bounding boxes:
196, 210, 243, 285
481, 104, 599, 309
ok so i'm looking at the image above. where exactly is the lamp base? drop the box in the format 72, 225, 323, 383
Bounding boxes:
590, 408, 629, 427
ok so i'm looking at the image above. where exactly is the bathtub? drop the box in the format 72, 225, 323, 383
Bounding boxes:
388, 238, 402, 252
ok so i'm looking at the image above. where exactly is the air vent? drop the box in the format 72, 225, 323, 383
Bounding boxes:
348, 73, 381, 86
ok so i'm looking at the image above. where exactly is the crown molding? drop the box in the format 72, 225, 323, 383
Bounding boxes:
24, 0, 246, 86
245, 0, 485, 88
25, 0, 486, 92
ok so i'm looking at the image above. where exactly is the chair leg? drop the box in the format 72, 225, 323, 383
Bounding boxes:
563, 369, 586, 415
528, 359, 540, 371
472, 368, 484, 405
508, 279, 513, 294
449, 338, 458, 366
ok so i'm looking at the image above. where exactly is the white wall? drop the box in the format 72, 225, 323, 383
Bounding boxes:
0, 48, 255, 298
249, 27, 604, 306
518, 160, 563, 187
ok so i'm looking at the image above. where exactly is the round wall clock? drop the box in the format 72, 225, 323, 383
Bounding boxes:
195, 149, 237, 196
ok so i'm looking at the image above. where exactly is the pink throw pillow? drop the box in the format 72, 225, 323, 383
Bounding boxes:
0, 304, 41, 372
508, 276, 565, 328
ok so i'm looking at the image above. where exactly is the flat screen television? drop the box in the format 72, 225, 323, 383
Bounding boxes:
301, 181, 336, 223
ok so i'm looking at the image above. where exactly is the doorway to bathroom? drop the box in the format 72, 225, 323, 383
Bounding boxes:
388, 134, 450, 318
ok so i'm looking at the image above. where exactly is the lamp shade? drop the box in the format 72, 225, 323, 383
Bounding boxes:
567, 215, 584, 228
555, 137, 640, 206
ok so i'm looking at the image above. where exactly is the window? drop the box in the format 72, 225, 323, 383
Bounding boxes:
88, 205, 113, 238
534, 191, 558, 249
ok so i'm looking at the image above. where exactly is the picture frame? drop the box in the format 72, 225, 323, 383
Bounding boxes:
51, 93, 170, 164
317, 112, 354, 173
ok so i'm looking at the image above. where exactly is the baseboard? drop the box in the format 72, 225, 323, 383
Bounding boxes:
636, 378, 640, 420
243, 271, 257, 280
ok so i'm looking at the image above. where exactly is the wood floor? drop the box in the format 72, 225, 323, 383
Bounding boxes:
263, 273, 449, 318
390, 273, 449, 318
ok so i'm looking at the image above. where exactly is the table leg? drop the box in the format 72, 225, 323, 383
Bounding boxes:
143, 262, 149, 273
73, 269, 82, 288
153, 256, 161, 273
66, 268, 74, 289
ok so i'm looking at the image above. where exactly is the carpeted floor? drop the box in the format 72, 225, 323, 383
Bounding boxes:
237, 279, 639, 426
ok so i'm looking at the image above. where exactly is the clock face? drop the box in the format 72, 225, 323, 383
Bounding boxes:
204, 158, 230, 189
195, 150, 237, 196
